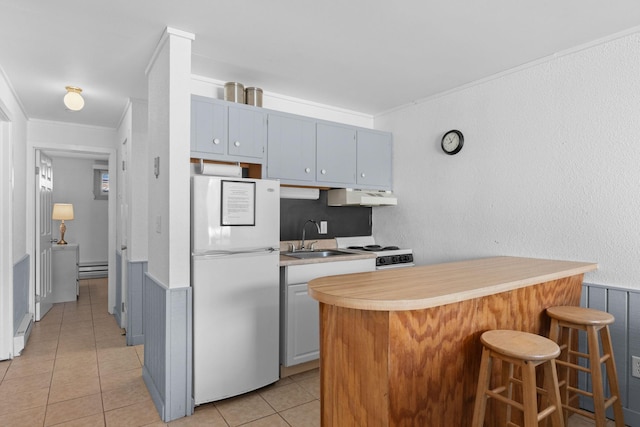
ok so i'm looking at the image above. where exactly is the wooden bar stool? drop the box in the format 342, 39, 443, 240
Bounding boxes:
547, 306, 625, 427
472, 329, 565, 427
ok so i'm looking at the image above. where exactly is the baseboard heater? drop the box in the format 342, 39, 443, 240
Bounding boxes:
14, 313, 34, 356
79, 261, 108, 279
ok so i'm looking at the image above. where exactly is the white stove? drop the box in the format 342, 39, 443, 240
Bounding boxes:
335, 236, 414, 270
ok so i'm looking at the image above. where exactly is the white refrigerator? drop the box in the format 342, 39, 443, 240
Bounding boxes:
191, 175, 280, 405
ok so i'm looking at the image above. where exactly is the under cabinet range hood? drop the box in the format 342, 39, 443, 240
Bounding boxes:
327, 188, 397, 206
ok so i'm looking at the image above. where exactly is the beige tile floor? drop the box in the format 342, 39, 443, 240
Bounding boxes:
0, 278, 620, 426
0, 278, 320, 427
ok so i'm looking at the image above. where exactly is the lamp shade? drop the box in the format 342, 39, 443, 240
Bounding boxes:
52, 203, 74, 221
63, 86, 84, 111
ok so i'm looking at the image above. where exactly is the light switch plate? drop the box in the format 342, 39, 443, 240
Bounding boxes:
320, 221, 327, 234
633, 356, 640, 378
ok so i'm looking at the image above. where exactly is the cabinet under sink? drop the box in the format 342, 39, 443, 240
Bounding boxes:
280, 258, 375, 367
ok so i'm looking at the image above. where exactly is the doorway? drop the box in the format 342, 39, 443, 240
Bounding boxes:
27, 145, 117, 331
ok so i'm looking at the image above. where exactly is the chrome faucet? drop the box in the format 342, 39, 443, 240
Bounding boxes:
300, 219, 321, 251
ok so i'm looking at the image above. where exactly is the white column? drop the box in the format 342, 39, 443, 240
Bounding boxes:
145, 27, 194, 288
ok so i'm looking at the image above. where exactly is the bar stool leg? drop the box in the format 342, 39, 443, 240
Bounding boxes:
587, 325, 607, 427
472, 346, 493, 427
549, 320, 566, 423
502, 361, 515, 425
521, 361, 539, 427
544, 358, 565, 427
600, 325, 625, 427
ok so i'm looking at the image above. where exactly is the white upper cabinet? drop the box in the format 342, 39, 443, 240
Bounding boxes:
356, 129, 392, 189
191, 96, 266, 162
266, 113, 316, 182
191, 97, 226, 156
316, 122, 357, 186
191, 95, 393, 190
228, 105, 267, 159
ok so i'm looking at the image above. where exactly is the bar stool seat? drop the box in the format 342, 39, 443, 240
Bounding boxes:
472, 329, 565, 427
547, 306, 625, 427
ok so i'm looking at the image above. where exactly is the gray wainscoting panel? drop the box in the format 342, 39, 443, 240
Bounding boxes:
126, 260, 147, 346
582, 283, 640, 426
13, 254, 30, 334
630, 291, 640, 419
142, 273, 166, 417
114, 251, 122, 326
142, 273, 193, 422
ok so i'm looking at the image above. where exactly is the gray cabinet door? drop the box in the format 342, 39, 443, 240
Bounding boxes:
267, 114, 316, 182
228, 106, 266, 159
191, 97, 226, 155
316, 123, 356, 185
357, 129, 392, 190
285, 283, 319, 366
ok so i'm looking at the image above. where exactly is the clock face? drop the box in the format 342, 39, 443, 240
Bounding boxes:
441, 130, 464, 155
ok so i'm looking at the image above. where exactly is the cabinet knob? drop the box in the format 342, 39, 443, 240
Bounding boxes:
305, 168, 311, 173
361, 173, 366, 178
321, 169, 327, 175
212, 138, 220, 145
234, 141, 240, 147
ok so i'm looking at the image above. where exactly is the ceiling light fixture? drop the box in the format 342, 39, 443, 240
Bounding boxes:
63, 86, 84, 111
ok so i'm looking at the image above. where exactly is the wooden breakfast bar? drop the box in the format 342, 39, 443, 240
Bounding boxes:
307, 256, 597, 427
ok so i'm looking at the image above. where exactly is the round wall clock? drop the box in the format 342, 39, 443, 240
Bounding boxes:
441, 130, 464, 155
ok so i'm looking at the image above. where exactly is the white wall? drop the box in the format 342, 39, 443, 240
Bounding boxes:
50, 156, 109, 263
0, 69, 28, 261
116, 99, 148, 262
374, 30, 640, 290
130, 101, 149, 262
0, 65, 28, 360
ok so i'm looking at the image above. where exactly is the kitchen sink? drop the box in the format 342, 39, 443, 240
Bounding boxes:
283, 249, 354, 259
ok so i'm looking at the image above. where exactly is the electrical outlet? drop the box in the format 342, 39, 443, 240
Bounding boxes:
633, 356, 640, 379
320, 221, 327, 234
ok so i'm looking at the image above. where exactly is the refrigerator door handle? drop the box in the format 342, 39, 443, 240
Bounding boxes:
193, 247, 279, 258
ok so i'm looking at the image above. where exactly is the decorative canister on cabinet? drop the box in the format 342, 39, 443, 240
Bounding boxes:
224, 82, 245, 103
245, 87, 263, 107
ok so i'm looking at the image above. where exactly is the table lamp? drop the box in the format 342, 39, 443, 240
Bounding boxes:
52, 203, 74, 245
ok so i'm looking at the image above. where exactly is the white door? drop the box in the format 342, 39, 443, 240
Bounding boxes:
35, 150, 54, 321
119, 138, 128, 328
